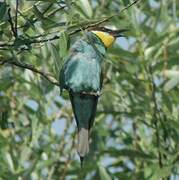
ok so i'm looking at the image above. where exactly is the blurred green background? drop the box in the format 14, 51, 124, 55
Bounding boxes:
0, 0, 179, 179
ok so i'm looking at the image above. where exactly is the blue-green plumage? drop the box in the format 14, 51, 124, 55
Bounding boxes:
60, 32, 105, 93
59, 32, 106, 161
69, 93, 98, 130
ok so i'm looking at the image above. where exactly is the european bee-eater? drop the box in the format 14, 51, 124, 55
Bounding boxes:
59, 27, 127, 164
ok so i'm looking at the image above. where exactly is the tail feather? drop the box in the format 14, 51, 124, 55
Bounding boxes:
69, 92, 98, 161
77, 128, 89, 157
69, 92, 98, 130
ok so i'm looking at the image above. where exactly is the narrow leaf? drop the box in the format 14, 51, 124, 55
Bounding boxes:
59, 32, 68, 59
98, 164, 111, 180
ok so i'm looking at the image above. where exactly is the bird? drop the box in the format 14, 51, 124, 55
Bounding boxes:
59, 27, 127, 165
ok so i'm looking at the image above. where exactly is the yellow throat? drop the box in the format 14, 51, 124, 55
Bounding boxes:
92, 31, 115, 48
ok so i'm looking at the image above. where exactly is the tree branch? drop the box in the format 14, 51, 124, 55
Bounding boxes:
8, 8, 16, 38
0, 0, 140, 48
30, 0, 140, 44
0, 59, 59, 87
148, 66, 164, 173
17, 3, 57, 29
0, 0, 140, 87
15, 0, 19, 37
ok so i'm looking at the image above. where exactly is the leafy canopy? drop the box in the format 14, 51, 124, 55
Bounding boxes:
0, 0, 179, 179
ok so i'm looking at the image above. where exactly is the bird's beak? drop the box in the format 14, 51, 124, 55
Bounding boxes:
89, 26, 129, 38
110, 29, 129, 38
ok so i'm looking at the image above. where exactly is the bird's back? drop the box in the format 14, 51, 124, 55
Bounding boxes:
60, 33, 106, 94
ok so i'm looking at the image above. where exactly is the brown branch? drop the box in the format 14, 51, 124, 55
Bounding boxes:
0, 0, 140, 48
15, 0, 19, 37
8, 8, 16, 38
30, 0, 140, 44
46, 4, 66, 17
0, 59, 59, 87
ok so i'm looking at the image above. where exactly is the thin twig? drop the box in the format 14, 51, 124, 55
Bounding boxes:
15, 0, 19, 37
0, 59, 59, 86
0, 43, 12, 47
0, 0, 140, 90
17, 4, 66, 30
31, 0, 140, 44
8, 8, 16, 38
0, 0, 140, 48
148, 66, 164, 171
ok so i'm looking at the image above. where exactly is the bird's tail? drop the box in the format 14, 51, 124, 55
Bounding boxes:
69, 92, 98, 164
77, 128, 89, 159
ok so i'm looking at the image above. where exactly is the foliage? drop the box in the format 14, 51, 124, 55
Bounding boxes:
0, 0, 179, 179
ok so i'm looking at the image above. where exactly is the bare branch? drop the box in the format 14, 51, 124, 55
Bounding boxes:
148, 66, 164, 173
7, 8, 16, 38
0, 0, 140, 49
15, 0, 19, 37
0, 59, 59, 87
30, 0, 140, 44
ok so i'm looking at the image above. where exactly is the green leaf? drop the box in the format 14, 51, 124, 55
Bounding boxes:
20, 146, 32, 163
39, 78, 54, 94
59, 32, 69, 59
164, 77, 179, 92
13, 35, 32, 49
0, 2, 7, 22
33, 5, 44, 20
24, 104, 36, 114
109, 46, 138, 62
0, 80, 13, 91
0, 134, 8, 147
104, 148, 155, 160
3, 152, 14, 173
98, 164, 111, 180
121, 0, 130, 6
0, 111, 8, 129
162, 93, 172, 112
152, 165, 172, 179
78, 0, 93, 17
49, 43, 61, 78
30, 115, 39, 146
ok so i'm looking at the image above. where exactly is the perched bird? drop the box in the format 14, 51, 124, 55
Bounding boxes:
59, 27, 127, 164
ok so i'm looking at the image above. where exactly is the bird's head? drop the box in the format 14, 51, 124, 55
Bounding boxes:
91, 27, 128, 48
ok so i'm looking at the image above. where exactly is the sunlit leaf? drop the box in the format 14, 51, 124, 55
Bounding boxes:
98, 164, 111, 180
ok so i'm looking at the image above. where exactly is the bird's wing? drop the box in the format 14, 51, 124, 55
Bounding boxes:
59, 40, 84, 93
69, 92, 98, 130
